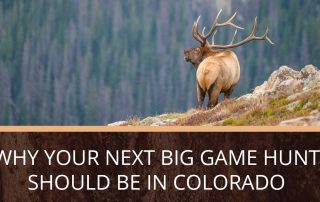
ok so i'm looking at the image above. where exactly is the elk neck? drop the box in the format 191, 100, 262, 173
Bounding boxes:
193, 48, 221, 68
202, 47, 221, 57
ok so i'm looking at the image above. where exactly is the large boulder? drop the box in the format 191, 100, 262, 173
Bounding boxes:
240, 65, 319, 104
253, 66, 302, 96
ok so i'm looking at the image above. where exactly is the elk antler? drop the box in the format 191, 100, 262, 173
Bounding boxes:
192, 9, 244, 46
192, 10, 274, 48
208, 17, 274, 49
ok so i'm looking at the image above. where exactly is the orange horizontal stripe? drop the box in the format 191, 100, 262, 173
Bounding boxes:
0, 126, 319, 132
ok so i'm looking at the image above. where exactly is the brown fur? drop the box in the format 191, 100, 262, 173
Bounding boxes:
184, 47, 240, 109
184, 12, 272, 109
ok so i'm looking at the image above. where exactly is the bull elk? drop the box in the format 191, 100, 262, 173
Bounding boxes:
184, 10, 273, 109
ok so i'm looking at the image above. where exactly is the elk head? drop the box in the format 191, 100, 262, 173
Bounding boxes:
184, 10, 274, 68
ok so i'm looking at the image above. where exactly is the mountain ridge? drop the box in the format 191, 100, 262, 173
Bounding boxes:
108, 64, 320, 126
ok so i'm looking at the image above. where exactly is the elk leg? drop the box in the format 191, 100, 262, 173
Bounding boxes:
224, 85, 236, 100
207, 82, 221, 109
197, 83, 205, 109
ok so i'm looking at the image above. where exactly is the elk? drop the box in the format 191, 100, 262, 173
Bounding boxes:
184, 10, 273, 109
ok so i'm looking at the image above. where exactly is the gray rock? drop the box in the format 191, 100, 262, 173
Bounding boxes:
276, 78, 303, 96
159, 114, 169, 118
301, 65, 318, 78
151, 121, 167, 126
140, 117, 161, 125
107, 121, 128, 126
303, 73, 320, 91
167, 118, 178, 123
287, 92, 304, 101
252, 66, 300, 96
251, 65, 319, 100
279, 114, 320, 126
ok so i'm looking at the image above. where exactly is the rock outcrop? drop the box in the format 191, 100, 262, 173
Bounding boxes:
108, 65, 320, 126
242, 65, 319, 104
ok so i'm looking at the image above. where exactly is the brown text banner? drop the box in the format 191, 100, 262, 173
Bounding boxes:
0, 132, 319, 201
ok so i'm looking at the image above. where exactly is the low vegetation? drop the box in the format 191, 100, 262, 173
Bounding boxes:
179, 88, 320, 126
122, 86, 320, 126
113, 65, 320, 126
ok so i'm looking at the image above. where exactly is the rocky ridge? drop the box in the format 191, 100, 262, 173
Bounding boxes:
108, 65, 320, 126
